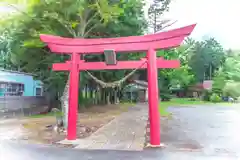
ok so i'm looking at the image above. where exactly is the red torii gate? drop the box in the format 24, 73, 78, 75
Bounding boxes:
40, 24, 196, 146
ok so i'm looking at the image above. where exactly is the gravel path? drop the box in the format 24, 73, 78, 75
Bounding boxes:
74, 103, 148, 150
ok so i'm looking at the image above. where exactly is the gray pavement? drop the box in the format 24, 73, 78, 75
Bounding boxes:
0, 141, 239, 160
1, 104, 240, 159
161, 105, 240, 157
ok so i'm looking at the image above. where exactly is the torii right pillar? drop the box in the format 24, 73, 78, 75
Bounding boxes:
147, 48, 161, 146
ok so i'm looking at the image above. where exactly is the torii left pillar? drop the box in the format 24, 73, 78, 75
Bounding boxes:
68, 53, 80, 140
147, 49, 160, 145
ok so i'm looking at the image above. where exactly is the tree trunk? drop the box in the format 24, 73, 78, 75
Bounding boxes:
94, 89, 97, 105
90, 89, 93, 99
45, 90, 58, 113
100, 88, 104, 104
84, 84, 88, 100
60, 76, 70, 130
209, 64, 212, 80
96, 88, 99, 104
114, 88, 119, 104
106, 89, 110, 105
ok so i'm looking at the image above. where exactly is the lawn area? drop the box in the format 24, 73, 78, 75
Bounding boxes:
28, 111, 63, 118
159, 98, 230, 116
28, 112, 56, 118
28, 102, 134, 119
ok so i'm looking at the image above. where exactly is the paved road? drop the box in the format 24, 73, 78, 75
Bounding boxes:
1, 141, 239, 160
161, 105, 240, 157
1, 105, 240, 159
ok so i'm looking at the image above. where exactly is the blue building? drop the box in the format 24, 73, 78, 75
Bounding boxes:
0, 69, 43, 97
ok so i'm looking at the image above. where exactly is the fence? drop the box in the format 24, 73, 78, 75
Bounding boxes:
0, 96, 48, 119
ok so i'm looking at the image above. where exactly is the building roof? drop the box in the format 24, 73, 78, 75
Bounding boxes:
124, 83, 147, 92
133, 80, 148, 87
188, 81, 213, 91
0, 77, 23, 84
0, 68, 35, 76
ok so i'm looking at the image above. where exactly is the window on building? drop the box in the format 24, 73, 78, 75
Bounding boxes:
0, 82, 24, 96
0, 83, 5, 96
36, 87, 42, 96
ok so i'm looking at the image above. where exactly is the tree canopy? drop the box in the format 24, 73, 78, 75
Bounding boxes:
0, 0, 236, 105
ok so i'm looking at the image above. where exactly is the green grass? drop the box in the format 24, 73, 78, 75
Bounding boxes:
159, 106, 170, 117
159, 98, 230, 117
161, 98, 206, 107
28, 103, 134, 118
120, 102, 136, 107
28, 112, 54, 118
28, 111, 63, 118
28, 98, 232, 118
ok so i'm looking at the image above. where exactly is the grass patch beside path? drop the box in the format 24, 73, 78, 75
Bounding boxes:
120, 102, 136, 107
161, 98, 207, 108
28, 112, 54, 118
159, 98, 231, 117
28, 103, 135, 118
28, 112, 62, 118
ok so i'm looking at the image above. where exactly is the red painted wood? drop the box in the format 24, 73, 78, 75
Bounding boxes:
147, 49, 161, 145
52, 58, 180, 71
52, 63, 71, 71
41, 23, 196, 143
40, 24, 196, 46
67, 53, 80, 140
46, 37, 184, 53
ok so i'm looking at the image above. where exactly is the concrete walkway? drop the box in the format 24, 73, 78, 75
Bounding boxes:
71, 104, 148, 150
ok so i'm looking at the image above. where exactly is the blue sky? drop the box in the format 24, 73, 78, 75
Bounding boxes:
1, 0, 240, 49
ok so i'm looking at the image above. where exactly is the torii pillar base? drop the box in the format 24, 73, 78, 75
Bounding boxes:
145, 143, 166, 148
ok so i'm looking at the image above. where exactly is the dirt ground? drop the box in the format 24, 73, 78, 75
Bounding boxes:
0, 104, 131, 148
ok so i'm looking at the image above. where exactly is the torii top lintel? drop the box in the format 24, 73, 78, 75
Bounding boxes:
40, 24, 196, 54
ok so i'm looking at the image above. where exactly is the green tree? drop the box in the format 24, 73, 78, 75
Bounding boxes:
2, 0, 124, 94
224, 56, 240, 81
189, 41, 207, 82
157, 45, 195, 93
0, 28, 18, 70
147, 0, 172, 33
213, 54, 240, 97
2, 0, 147, 106
1, 0, 148, 129
212, 68, 227, 95
189, 38, 225, 82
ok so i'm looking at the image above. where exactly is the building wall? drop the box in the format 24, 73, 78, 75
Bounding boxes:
0, 96, 47, 111
0, 96, 48, 118
33, 80, 44, 96
0, 70, 43, 96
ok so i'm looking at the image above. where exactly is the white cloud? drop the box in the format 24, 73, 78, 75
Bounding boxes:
161, 0, 240, 49
2, 0, 240, 49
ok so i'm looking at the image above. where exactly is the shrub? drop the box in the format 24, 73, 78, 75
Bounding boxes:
202, 90, 212, 101
160, 93, 171, 101
210, 93, 222, 103
223, 82, 240, 99
189, 98, 200, 101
